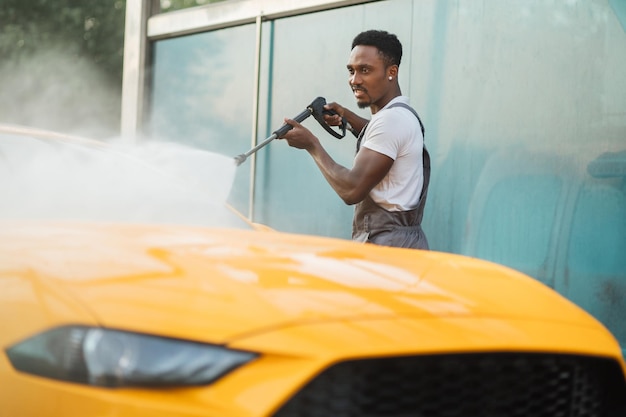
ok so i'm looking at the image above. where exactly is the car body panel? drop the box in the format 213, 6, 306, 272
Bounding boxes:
0, 221, 609, 346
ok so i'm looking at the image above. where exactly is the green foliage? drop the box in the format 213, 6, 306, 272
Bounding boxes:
0, 0, 126, 137
0, 0, 126, 84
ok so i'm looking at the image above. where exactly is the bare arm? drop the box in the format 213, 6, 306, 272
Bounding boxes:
280, 118, 393, 205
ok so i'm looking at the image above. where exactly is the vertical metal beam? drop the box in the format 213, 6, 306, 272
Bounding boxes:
248, 14, 264, 220
121, 0, 155, 140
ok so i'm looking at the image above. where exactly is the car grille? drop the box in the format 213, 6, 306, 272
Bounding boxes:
272, 353, 626, 417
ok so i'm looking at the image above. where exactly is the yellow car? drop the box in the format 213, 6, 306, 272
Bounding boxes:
1, 125, 625, 417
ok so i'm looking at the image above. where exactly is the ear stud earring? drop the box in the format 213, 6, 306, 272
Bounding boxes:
389, 76, 393, 80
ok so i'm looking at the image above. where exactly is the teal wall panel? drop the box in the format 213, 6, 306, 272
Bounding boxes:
410, 0, 626, 353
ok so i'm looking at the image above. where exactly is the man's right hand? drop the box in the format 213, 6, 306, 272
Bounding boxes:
280, 118, 320, 152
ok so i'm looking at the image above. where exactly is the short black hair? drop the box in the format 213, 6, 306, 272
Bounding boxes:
352, 30, 402, 67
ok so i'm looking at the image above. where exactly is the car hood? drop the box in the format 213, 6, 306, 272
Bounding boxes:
0, 222, 598, 343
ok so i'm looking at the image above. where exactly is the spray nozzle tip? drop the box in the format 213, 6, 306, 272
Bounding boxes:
234, 154, 246, 166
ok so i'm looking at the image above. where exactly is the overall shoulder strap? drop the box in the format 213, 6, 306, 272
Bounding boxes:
386, 102, 425, 138
386, 102, 430, 224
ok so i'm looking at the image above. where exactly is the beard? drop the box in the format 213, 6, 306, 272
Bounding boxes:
352, 88, 370, 108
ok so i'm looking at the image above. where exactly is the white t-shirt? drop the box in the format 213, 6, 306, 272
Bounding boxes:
360, 96, 424, 211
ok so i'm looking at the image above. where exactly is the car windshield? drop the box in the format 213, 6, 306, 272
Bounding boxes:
0, 126, 252, 230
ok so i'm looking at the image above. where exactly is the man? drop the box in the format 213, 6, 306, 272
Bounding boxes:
280, 29, 430, 249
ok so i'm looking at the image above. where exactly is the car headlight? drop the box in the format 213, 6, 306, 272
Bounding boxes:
5, 326, 258, 388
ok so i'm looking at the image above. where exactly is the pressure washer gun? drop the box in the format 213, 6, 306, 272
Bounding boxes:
234, 96, 346, 166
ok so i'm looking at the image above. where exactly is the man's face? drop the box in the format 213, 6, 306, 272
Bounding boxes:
347, 45, 391, 109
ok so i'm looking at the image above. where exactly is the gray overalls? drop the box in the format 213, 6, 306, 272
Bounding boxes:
352, 103, 430, 250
